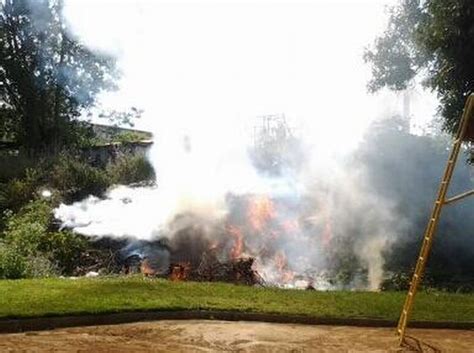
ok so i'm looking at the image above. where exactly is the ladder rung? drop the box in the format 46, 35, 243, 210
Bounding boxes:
397, 97, 471, 342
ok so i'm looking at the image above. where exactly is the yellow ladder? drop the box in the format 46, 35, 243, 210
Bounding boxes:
397, 94, 474, 345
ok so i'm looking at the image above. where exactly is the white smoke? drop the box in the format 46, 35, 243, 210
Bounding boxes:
55, 0, 438, 289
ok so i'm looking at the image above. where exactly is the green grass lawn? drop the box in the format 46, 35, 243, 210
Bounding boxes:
0, 277, 472, 322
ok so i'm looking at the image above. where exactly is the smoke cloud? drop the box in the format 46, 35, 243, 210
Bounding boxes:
54, 1, 474, 290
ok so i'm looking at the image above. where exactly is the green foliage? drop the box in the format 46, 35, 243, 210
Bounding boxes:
23, 253, 59, 278
0, 153, 38, 182
0, 150, 155, 278
380, 272, 411, 291
0, 243, 27, 279
364, 0, 422, 92
364, 0, 474, 133
107, 154, 155, 185
38, 231, 87, 274
0, 243, 60, 279
97, 107, 144, 129
47, 153, 155, 199
3, 200, 51, 255
2, 168, 44, 212
0, 0, 119, 152
0, 199, 86, 278
0, 152, 155, 219
49, 154, 110, 200
115, 131, 151, 144
356, 116, 474, 290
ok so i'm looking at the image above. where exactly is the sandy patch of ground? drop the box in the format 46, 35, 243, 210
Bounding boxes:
0, 320, 472, 352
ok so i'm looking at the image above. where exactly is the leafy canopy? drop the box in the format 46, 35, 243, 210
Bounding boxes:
0, 0, 119, 151
364, 0, 474, 133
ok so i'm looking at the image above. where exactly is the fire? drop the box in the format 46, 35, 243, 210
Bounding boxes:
140, 258, 156, 277
169, 262, 191, 281
227, 225, 244, 259
247, 195, 276, 232
274, 251, 295, 283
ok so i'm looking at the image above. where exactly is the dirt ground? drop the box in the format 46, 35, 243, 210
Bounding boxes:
0, 320, 472, 352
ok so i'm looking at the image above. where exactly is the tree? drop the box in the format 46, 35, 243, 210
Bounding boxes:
0, 0, 119, 152
364, 0, 474, 134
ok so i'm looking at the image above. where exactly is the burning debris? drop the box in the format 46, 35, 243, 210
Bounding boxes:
194, 255, 264, 286
166, 256, 263, 285
64, 190, 329, 287
113, 192, 326, 287
140, 258, 157, 277
57, 114, 402, 291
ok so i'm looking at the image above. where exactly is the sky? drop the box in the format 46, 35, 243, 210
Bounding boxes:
62, 0, 438, 157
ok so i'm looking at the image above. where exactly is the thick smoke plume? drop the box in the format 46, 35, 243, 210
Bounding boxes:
55, 1, 474, 289
56, 114, 418, 290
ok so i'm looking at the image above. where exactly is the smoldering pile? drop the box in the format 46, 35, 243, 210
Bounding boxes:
67, 191, 330, 288
121, 210, 264, 286
57, 116, 411, 290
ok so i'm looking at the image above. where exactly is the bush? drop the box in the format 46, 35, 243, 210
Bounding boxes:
1, 199, 87, 277
107, 154, 155, 185
0, 153, 38, 183
24, 254, 59, 278
0, 151, 155, 278
1, 152, 155, 213
3, 199, 51, 255
39, 231, 87, 274
1, 168, 45, 213
380, 271, 411, 291
0, 243, 27, 279
0, 243, 60, 279
49, 154, 110, 200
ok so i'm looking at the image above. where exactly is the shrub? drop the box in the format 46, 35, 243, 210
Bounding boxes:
0, 153, 38, 183
1, 152, 155, 212
49, 154, 110, 200
107, 154, 155, 185
39, 231, 87, 274
0, 243, 27, 279
24, 254, 59, 278
1, 168, 45, 213
0, 243, 60, 279
3, 199, 51, 255
1, 199, 87, 277
380, 271, 411, 291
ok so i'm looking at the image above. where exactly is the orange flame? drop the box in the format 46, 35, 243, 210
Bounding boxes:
274, 251, 294, 283
247, 195, 276, 232
169, 262, 191, 281
227, 225, 244, 259
140, 258, 156, 277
